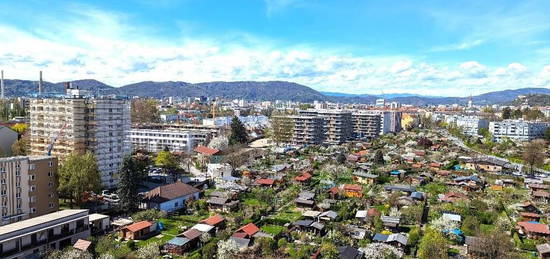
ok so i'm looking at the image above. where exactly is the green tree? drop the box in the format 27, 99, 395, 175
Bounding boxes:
374, 150, 385, 165
336, 152, 346, 164
319, 241, 339, 259
229, 116, 248, 145
58, 152, 101, 206
418, 228, 448, 259
11, 132, 29, 155
501, 107, 512, 119
201, 240, 217, 259
545, 128, 550, 141
461, 216, 480, 236
155, 150, 178, 175
117, 156, 143, 212
512, 108, 523, 119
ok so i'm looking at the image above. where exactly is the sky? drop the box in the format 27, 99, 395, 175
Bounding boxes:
0, 0, 548, 96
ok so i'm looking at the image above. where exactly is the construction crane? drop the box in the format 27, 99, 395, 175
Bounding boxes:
46, 123, 68, 156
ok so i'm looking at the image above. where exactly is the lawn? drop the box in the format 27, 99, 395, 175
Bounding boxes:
261, 225, 285, 236
269, 207, 302, 223
135, 215, 202, 248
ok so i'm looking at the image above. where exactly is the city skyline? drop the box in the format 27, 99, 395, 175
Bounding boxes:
0, 0, 548, 96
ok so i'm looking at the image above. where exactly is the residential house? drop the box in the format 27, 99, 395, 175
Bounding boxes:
533, 190, 550, 203
373, 233, 408, 248
520, 212, 542, 222
343, 184, 363, 198
164, 237, 193, 255
194, 145, 221, 163
200, 214, 226, 230
295, 171, 313, 185
142, 182, 201, 212
233, 223, 260, 239
381, 216, 400, 229
517, 221, 550, 238
536, 243, 550, 259
206, 197, 239, 212
440, 192, 468, 203
254, 178, 275, 187
291, 220, 325, 235
120, 221, 156, 240
384, 185, 416, 194
352, 171, 378, 184
295, 191, 316, 208
338, 246, 363, 259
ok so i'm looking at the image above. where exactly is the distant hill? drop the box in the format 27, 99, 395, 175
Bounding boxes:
507, 94, 550, 106
1, 78, 549, 105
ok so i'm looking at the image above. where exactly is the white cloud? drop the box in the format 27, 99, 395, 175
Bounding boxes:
0, 6, 548, 97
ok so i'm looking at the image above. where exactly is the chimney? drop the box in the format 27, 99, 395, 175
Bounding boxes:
38, 71, 43, 95
0, 70, 4, 99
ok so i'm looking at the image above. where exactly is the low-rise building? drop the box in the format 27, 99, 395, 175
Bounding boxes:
0, 209, 90, 259
128, 129, 202, 153
489, 120, 550, 142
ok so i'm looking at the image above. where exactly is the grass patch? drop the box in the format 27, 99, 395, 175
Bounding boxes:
243, 198, 264, 206
261, 225, 285, 236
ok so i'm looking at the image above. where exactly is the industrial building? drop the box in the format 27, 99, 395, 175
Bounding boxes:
29, 86, 131, 188
0, 156, 58, 226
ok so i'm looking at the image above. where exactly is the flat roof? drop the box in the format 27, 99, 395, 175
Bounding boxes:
89, 213, 110, 222
0, 209, 88, 236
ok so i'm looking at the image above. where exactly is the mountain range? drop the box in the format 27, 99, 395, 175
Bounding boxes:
1, 78, 550, 105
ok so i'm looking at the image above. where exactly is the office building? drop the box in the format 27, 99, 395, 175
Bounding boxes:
0, 156, 58, 226
29, 88, 131, 188
0, 209, 90, 259
489, 120, 550, 142
445, 115, 489, 136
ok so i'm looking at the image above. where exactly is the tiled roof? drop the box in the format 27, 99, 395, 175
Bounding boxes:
518, 221, 550, 235
124, 221, 152, 232
295, 172, 312, 182
235, 223, 260, 236
144, 182, 201, 203
255, 178, 275, 185
343, 184, 362, 192
194, 145, 220, 156
183, 228, 203, 240
73, 239, 92, 251
200, 214, 225, 226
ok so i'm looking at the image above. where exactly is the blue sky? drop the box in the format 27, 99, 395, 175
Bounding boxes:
0, 0, 548, 96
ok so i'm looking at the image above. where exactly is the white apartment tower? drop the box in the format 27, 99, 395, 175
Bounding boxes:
29, 92, 131, 188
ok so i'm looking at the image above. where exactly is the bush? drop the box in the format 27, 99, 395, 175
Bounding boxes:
131, 209, 166, 222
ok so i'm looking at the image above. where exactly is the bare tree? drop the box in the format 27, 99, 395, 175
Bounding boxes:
523, 139, 546, 174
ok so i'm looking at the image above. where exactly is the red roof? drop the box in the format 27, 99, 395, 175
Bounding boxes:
533, 190, 550, 198
295, 172, 312, 182
124, 221, 152, 232
194, 145, 220, 156
441, 192, 468, 202
430, 162, 441, 168
255, 178, 275, 185
144, 181, 201, 203
183, 228, 203, 240
367, 208, 381, 217
344, 184, 362, 192
73, 239, 92, 251
518, 221, 550, 235
328, 186, 339, 195
200, 214, 225, 226
520, 212, 542, 218
355, 150, 369, 156
232, 232, 248, 238
235, 223, 260, 236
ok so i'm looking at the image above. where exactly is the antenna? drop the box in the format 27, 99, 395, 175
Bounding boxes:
0, 70, 4, 99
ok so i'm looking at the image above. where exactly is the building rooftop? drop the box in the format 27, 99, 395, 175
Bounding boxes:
0, 209, 88, 237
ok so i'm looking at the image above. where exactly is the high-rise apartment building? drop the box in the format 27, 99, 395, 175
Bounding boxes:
299, 109, 353, 144
29, 90, 131, 188
444, 115, 489, 136
352, 112, 381, 140
0, 156, 58, 225
271, 115, 325, 145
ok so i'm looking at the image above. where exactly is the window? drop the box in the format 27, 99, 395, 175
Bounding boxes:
49, 161, 53, 167
30, 185, 36, 192
49, 203, 54, 208
31, 208, 36, 213
29, 175, 36, 181
48, 172, 53, 177
174, 202, 179, 207
29, 164, 36, 170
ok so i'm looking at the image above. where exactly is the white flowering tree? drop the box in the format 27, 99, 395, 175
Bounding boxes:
388, 207, 402, 218
208, 136, 229, 151
136, 242, 160, 259
98, 254, 116, 259
431, 216, 461, 241
217, 239, 240, 259
200, 232, 212, 243
360, 243, 403, 259
46, 248, 94, 259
